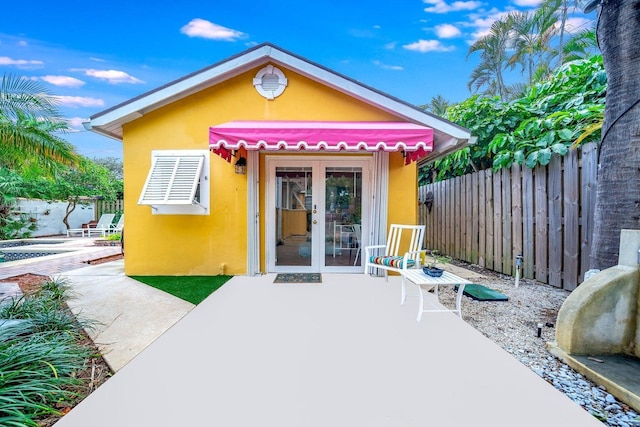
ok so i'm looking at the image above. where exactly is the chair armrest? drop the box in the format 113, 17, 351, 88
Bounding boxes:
403, 250, 427, 270
364, 244, 387, 259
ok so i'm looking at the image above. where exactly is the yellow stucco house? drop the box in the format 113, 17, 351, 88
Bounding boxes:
85, 43, 474, 276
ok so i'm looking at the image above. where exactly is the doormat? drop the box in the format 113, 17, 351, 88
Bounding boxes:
455, 284, 509, 301
274, 273, 322, 284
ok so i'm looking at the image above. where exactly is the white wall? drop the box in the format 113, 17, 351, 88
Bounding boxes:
15, 198, 95, 237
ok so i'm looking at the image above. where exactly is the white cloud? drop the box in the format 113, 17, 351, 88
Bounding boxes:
66, 117, 88, 131
423, 0, 483, 13
41, 75, 85, 87
53, 96, 105, 108
0, 56, 43, 66
403, 39, 455, 52
89, 57, 106, 62
74, 68, 145, 84
384, 42, 397, 50
373, 25, 381, 29
466, 9, 511, 40
181, 18, 247, 41
435, 23, 462, 38
372, 60, 404, 70
512, 0, 541, 6
17, 40, 28, 47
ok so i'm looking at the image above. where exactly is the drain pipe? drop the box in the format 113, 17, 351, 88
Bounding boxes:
515, 254, 523, 288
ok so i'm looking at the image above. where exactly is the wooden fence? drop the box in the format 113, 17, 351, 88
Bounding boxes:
95, 199, 124, 220
418, 142, 598, 291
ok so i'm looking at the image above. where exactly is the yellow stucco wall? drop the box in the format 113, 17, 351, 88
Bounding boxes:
122, 64, 418, 276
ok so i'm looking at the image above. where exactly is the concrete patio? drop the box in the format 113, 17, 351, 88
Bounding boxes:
53, 270, 603, 427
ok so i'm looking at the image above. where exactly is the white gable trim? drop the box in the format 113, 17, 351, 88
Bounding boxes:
85, 43, 473, 160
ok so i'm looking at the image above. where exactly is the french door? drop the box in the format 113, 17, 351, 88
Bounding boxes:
266, 157, 371, 273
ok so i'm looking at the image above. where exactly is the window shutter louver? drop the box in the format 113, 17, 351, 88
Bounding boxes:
138, 155, 204, 205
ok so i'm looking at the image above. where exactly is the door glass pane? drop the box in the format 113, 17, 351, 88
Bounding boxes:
325, 167, 362, 267
275, 167, 312, 267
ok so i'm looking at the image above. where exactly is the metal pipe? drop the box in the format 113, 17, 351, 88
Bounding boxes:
515, 253, 523, 288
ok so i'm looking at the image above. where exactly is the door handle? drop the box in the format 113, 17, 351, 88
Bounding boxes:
313, 220, 317, 224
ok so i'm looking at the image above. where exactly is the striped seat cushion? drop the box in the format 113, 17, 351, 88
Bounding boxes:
369, 255, 415, 269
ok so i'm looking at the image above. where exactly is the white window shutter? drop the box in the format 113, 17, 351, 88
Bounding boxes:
138, 155, 204, 205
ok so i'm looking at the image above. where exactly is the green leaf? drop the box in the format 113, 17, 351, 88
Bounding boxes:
557, 128, 574, 141
551, 143, 568, 155
525, 151, 539, 168
514, 150, 525, 164
538, 148, 552, 165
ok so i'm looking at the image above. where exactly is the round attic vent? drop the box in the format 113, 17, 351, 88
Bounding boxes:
253, 65, 288, 100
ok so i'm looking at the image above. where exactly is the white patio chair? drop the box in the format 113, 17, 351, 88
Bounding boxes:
66, 226, 86, 237
107, 214, 124, 234
364, 224, 425, 281
86, 213, 116, 237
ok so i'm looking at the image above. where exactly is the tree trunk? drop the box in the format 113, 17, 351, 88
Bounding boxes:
557, 0, 568, 67
591, 0, 640, 269
63, 200, 77, 230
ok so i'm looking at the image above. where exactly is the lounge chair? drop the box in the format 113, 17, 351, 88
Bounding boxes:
86, 214, 116, 237
107, 214, 124, 234
364, 224, 425, 281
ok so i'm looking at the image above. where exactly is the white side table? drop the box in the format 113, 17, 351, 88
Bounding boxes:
401, 269, 472, 322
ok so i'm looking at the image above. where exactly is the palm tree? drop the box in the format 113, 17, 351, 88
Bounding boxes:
420, 95, 452, 116
0, 74, 79, 173
547, 0, 580, 67
590, 0, 640, 269
562, 28, 599, 62
507, 6, 558, 86
467, 18, 512, 100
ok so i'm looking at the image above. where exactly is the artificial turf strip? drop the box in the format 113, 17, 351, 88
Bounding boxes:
130, 275, 232, 305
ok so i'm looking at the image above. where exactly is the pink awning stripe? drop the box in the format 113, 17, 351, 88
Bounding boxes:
209, 121, 433, 165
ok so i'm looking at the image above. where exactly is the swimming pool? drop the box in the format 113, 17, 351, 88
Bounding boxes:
0, 239, 69, 263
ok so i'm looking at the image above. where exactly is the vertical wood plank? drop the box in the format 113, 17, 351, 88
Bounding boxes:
485, 169, 494, 270
465, 175, 473, 263
535, 165, 548, 283
454, 176, 462, 260
418, 184, 424, 239
580, 142, 598, 282
421, 184, 429, 248
439, 180, 446, 252
461, 175, 467, 261
478, 170, 487, 268
472, 172, 480, 264
447, 176, 455, 256
522, 167, 535, 279
426, 184, 433, 248
501, 169, 512, 275
511, 164, 523, 278
435, 181, 442, 251
548, 156, 563, 288
493, 169, 503, 273
564, 150, 580, 290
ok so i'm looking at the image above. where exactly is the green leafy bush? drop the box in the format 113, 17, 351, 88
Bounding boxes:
106, 233, 121, 241
425, 55, 606, 182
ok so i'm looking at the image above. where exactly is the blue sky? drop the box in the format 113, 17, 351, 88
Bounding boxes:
0, 0, 595, 159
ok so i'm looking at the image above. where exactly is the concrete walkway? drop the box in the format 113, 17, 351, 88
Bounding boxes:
53, 272, 603, 427
60, 260, 194, 371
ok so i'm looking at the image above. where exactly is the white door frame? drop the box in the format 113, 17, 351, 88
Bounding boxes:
265, 155, 372, 273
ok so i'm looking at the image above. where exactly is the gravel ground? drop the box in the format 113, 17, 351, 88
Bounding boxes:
436, 262, 640, 427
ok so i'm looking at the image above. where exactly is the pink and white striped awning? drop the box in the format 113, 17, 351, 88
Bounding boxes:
209, 121, 433, 165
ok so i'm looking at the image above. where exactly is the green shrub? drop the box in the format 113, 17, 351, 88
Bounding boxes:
0, 277, 96, 425
106, 232, 121, 241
